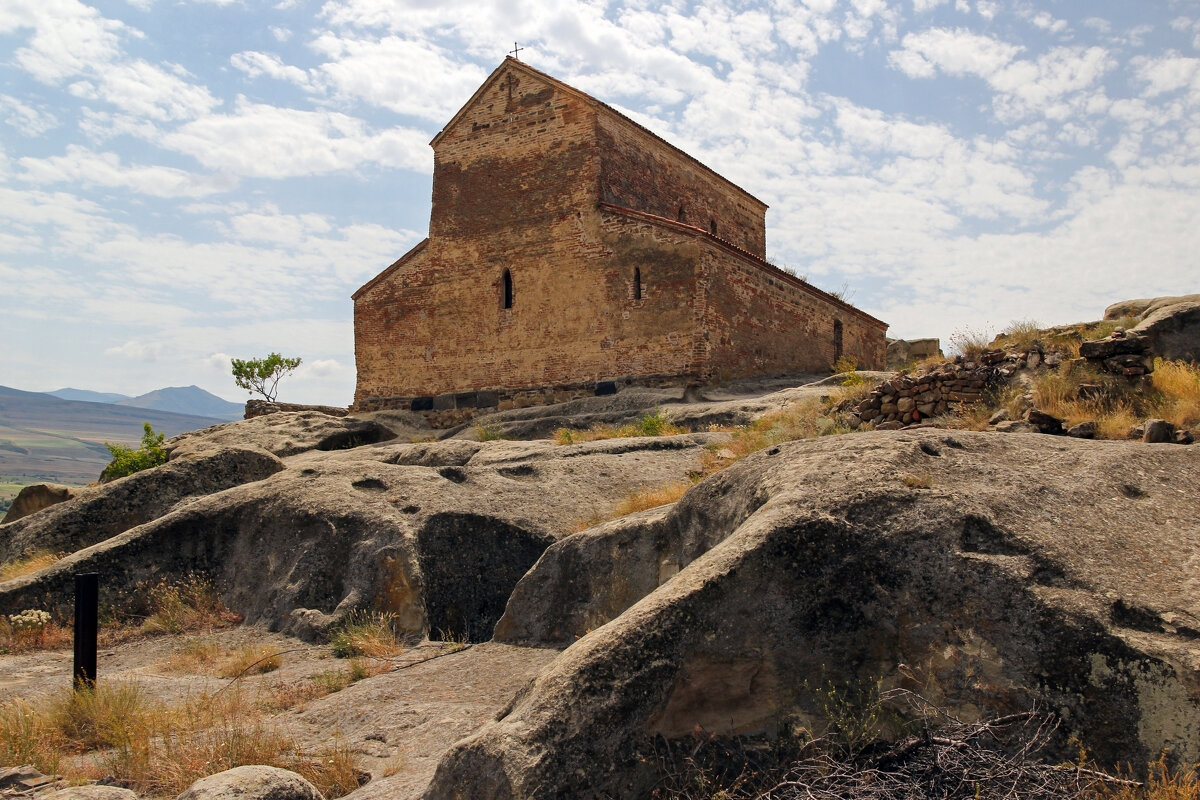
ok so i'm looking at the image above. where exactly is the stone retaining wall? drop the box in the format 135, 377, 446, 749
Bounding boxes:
851, 363, 1001, 428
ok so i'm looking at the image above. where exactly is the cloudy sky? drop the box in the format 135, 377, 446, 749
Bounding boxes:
2, 0, 1198, 406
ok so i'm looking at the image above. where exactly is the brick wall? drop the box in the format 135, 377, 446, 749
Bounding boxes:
597, 112, 768, 258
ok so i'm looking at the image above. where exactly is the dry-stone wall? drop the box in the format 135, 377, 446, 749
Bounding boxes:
851, 363, 1001, 430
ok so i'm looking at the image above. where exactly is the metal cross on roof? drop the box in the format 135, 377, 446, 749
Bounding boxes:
508, 42, 524, 59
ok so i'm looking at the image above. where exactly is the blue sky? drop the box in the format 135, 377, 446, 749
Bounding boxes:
2, 0, 1198, 406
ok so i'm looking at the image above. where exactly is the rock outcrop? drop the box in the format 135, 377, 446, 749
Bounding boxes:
886, 337, 943, 368
1085, 294, 1200, 372
0, 428, 719, 641
0, 447, 286, 563
1, 484, 76, 525
426, 430, 1200, 798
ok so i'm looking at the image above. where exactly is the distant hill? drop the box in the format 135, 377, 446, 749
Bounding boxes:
49, 388, 131, 404
0, 386, 225, 485
115, 386, 244, 421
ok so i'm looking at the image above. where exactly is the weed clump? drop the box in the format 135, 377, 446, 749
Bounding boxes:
329, 611, 403, 659
555, 409, 686, 444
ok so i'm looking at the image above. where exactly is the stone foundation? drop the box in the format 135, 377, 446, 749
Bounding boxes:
353, 374, 686, 428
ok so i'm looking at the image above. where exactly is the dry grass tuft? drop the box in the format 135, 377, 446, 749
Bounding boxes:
1151, 358, 1200, 429
947, 325, 994, 359
0, 678, 367, 798
612, 481, 692, 517
996, 318, 1044, 351
295, 739, 364, 799
1087, 754, 1200, 800
555, 409, 686, 444
219, 644, 283, 678
329, 611, 404, 659
0, 697, 65, 774
699, 397, 849, 473
0, 551, 62, 582
141, 576, 238, 635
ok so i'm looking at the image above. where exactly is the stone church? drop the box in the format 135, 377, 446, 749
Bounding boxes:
353, 58, 887, 421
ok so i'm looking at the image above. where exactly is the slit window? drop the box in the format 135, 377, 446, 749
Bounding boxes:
677, 205, 686, 222
709, 219, 717, 235
833, 320, 844, 363
502, 269, 513, 309
633, 268, 642, 300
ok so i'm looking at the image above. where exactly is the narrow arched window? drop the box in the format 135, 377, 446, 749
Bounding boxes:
677, 205, 686, 222
502, 269, 513, 309
709, 219, 717, 236
633, 267, 642, 300
833, 319, 844, 363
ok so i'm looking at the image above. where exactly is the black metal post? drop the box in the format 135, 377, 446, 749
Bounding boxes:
73, 572, 99, 690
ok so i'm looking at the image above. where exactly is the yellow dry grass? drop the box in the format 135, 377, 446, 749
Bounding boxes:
554, 409, 686, 444
612, 481, 692, 517
0, 677, 364, 799
0, 551, 62, 582
1151, 358, 1200, 429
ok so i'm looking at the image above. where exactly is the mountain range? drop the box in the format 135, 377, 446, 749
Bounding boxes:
47, 385, 244, 421
0, 385, 233, 487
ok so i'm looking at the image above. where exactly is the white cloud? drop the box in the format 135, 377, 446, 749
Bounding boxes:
205, 352, 233, 370
305, 35, 490, 120
18, 145, 236, 197
0, 93, 59, 135
889, 28, 1022, 80
1134, 53, 1200, 97
106, 339, 167, 361
159, 98, 431, 178
890, 30, 1113, 121
912, 0, 949, 13
270, 25, 291, 42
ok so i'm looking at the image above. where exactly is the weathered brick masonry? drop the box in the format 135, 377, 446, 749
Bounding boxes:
353, 58, 887, 422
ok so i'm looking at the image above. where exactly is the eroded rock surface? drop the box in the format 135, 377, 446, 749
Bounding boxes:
0, 447, 285, 562
0, 426, 718, 642
427, 430, 1200, 799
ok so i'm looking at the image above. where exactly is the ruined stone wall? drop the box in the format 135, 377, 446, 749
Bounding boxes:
597, 112, 768, 258
698, 241, 887, 380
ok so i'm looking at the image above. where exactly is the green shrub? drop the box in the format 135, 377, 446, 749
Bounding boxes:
100, 423, 168, 482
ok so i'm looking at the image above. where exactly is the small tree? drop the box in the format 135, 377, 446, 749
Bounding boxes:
101, 422, 168, 481
231, 353, 302, 402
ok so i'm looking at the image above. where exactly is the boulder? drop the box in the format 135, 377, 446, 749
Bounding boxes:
1104, 294, 1200, 321
1143, 418, 1175, 444
175, 766, 323, 800
1, 483, 76, 525
885, 338, 942, 368
1131, 298, 1200, 364
1090, 296, 1200, 367
1067, 421, 1096, 439
245, 400, 348, 419
426, 431, 1200, 798
1025, 408, 1064, 434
